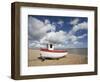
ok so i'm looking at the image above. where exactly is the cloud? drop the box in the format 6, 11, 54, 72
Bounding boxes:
68, 20, 87, 48
68, 34, 77, 42
77, 33, 87, 39
44, 19, 50, 25
40, 30, 87, 49
69, 21, 87, 35
28, 17, 46, 41
28, 16, 56, 41
28, 16, 57, 48
57, 20, 64, 27
70, 18, 79, 25
69, 33, 87, 43
28, 16, 87, 49
63, 33, 87, 48
40, 30, 67, 44
73, 22, 87, 31
29, 42, 46, 48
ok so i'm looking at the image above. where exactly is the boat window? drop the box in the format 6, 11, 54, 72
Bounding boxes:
50, 44, 52, 48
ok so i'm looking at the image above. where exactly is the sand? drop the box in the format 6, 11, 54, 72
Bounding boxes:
28, 48, 87, 66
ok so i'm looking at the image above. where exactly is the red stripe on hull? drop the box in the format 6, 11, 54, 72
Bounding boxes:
40, 48, 67, 53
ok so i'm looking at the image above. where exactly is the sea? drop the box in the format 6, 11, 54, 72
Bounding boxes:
67, 48, 87, 55
54, 48, 87, 55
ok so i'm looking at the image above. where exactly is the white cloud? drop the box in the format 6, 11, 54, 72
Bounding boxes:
78, 34, 87, 39
69, 21, 87, 35
40, 30, 87, 49
73, 22, 87, 31
70, 18, 79, 25
54, 44, 66, 49
73, 41, 79, 44
28, 16, 57, 48
68, 34, 77, 42
29, 42, 46, 48
28, 16, 56, 41
44, 19, 50, 25
70, 33, 87, 42
40, 30, 67, 44
28, 16, 87, 49
57, 20, 64, 27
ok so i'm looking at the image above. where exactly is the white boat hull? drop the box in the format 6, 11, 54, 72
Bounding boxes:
40, 51, 68, 58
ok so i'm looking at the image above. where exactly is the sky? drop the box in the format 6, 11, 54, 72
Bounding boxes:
28, 15, 88, 49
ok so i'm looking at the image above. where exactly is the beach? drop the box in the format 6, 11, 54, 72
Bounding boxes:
28, 48, 88, 66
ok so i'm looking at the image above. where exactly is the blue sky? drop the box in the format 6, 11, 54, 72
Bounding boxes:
28, 15, 88, 49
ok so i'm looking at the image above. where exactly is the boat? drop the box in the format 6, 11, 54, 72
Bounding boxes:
40, 43, 68, 59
